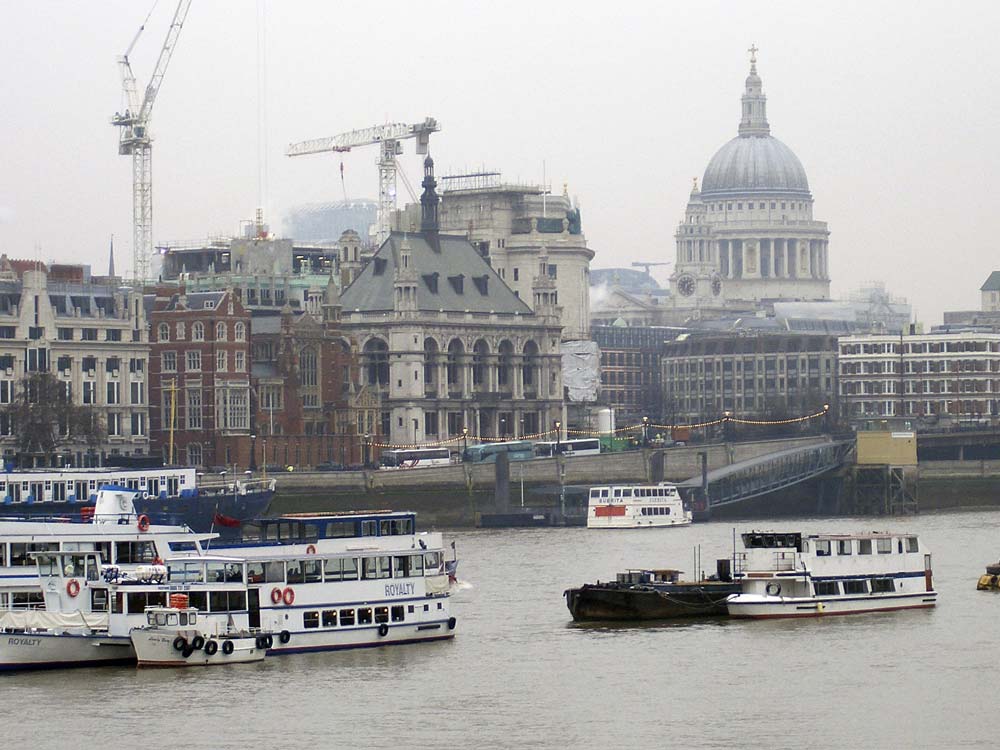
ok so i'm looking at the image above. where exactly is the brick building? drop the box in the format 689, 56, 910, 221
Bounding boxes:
591, 325, 674, 424
147, 288, 252, 469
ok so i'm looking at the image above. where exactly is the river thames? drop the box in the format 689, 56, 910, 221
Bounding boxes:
7, 508, 1000, 749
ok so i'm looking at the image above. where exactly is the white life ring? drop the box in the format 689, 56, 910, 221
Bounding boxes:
765, 582, 781, 597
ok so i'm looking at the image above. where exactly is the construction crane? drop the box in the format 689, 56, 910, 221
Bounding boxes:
111, 0, 193, 285
631, 261, 672, 278
286, 118, 440, 246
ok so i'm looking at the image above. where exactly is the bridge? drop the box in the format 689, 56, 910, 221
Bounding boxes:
677, 439, 855, 515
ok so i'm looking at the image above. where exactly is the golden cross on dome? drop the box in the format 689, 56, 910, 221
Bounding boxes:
748, 44, 759, 64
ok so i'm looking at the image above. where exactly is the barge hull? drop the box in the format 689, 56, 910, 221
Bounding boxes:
565, 583, 739, 621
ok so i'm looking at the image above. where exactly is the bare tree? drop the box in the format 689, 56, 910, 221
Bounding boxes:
1, 373, 105, 463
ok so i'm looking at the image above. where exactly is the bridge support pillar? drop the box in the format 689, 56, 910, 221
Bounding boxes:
847, 464, 918, 515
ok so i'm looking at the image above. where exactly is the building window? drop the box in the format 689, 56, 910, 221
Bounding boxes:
234, 322, 246, 342
58, 328, 73, 341
235, 351, 246, 372
158, 323, 169, 342
81, 328, 98, 341
187, 389, 202, 430
191, 322, 204, 341
216, 322, 227, 341
82, 381, 96, 405
131, 412, 146, 437
186, 443, 203, 467
107, 413, 121, 436
106, 382, 120, 405
425, 411, 439, 436
162, 352, 177, 372
130, 381, 145, 405
216, 350, 227, 372
547, 264, 557, 279
300, 348, 317, 387
513, 268, 519, 281
186, 350, 201, 372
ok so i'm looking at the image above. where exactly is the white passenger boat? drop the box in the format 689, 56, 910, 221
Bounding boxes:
130, 597, 269, 667
726, 531, 937, 619
587, 483, 692, 529
0, 505, 456, 670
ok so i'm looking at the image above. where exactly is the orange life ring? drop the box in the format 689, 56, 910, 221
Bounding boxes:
282, 587, 295, 606
305, 544, 317, 555
66, 579, 80, 598
152, 556, 164, 566
270, 587, 283, 605
137, 514, 150, 532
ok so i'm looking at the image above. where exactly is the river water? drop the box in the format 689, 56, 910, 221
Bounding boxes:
7, 509, 1000, 749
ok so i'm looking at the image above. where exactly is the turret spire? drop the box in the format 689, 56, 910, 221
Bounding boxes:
738, 44, 770, 137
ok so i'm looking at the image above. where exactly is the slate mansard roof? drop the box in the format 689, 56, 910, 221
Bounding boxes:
340, 232, 533, 316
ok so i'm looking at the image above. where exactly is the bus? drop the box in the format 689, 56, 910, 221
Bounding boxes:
380, 448, 453, 469
462, 440, 535, 463
534, 438, 602, 458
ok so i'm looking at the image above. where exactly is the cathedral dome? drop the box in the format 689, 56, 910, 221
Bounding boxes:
699, 49, 811, 199
701, 134, 810, 197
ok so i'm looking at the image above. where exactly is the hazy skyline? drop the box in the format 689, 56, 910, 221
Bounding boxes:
2, 1, 998, 324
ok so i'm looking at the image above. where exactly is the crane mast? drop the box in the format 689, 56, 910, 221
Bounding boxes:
111, 0, 193, 285
286, 118, 439, 246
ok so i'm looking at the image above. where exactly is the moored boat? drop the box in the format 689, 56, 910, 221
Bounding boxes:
726, 531, 937, 619
587, 483, 692, 529
565, 567, 740, 621
976, 561, 1000, 590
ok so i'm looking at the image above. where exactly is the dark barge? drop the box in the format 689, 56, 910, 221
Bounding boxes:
564, 568, 740, 621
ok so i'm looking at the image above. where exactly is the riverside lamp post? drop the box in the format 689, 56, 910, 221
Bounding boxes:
554, 420, 562, 454
642, 416, 649, 447
363, 434, 370, 468
461, 426, 469, 459
249, 434, 257, 472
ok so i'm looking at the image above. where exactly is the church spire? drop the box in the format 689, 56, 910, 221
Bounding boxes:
738, 44, 770, 137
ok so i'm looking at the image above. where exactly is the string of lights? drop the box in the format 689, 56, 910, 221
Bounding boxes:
362, 405, 829, 450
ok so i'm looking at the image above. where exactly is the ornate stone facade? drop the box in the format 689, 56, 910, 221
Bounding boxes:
672, 50, 831, 310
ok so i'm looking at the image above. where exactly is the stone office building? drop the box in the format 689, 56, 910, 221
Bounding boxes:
0, 258, 149, 465
342, 158, 564, 446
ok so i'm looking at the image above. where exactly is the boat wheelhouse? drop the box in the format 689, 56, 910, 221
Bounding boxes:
587, 483, 692, 529
726, 531, 937, 619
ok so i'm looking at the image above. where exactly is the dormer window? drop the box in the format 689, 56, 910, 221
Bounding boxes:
373, 258, 387, 275
448, 274, 464, 294
473, 275, 489, 295
422, 273, 439, 294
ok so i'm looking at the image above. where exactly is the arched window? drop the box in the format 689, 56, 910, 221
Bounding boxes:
423, 338, 439, 385
158, 323, 169, 342
447, 339, 464, 387
234, 321, 246, 342
176, 322, 185, 340
216, 322, 227, 341
522, 341, 539, 388
300, 347, 317, 387
191, 322, 204, 341
498, 340, 514, 388
472, 340, 489, 387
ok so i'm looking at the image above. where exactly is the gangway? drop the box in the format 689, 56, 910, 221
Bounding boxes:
678, 439, 854, 514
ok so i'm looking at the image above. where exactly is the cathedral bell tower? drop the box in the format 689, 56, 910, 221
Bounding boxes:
670, 178, 720, 308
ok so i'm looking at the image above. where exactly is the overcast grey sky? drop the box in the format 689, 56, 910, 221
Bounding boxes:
2, 1, 997, 324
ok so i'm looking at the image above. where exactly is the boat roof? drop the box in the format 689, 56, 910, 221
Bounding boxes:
267, 510, 411, 520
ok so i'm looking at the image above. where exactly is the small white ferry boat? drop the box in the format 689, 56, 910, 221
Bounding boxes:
587, 483, 692, 529
130, 596, 269, 667
726, 531, 937, 619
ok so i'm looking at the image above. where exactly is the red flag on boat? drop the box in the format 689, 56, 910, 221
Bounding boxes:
212, 512, 241, 528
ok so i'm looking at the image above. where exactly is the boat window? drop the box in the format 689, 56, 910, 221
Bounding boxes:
247, 561, 265, 583
187, 591, 207, 611
871, 578, 896, 593
166, 613, 178, 625
362, 556, 391, 580
340, 608, 355, 626
622, 489, 633, 498
324, 558, 344, 581
601, 489, 609, 498
11, 542, 58, 566
613, 489, 621, 498
179, 612, 189, 626
409, 554, 424, 576
641, 507, 647, 516
380, 520, 393, 536
302, 523, 320, 542
843, 579, 867, 594
361, 520, 378, 537
210, 591, 247, 612
342, 557, 359, 580
36, 554, 59, 576
172, 562, 204, 583
303, 559, 322, 583
12, 591, 45, 608
127, 592, 166, 613
325, 520, 355, 538
206, 562, 227, 582
287, 562, 304, 584
815, 540, 831, 557
423, 551, 443, 574
91, 589, 108, 612
906, 537, 919, 553
264, 524, 280, 541
837, 540, 852, 555
858, 539, 872, 555
264, 561, 285, 583
357, 607, 373, 625
115, 541, 156, 564
814, 581, 840, 596
241, 522, 263, 542
393, 556, 410, 578
876, 538, 892, 554
189, 613, 196, 625
374, 606, 389, 624
392, 518, 413, 535
277, 522, 297, 542
304, 611, 319, 629
392, 606, 405, 622
322, 610, 337, 627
